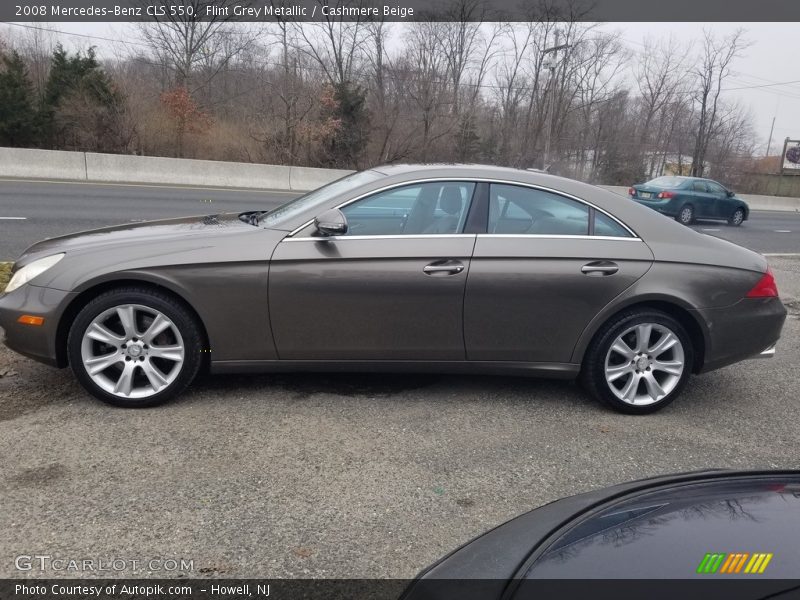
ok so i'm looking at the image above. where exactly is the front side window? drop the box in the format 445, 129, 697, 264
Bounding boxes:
691, 181, 708, 192
706, 181, 725, 195
489, 184, 589, 236
339, 182, 475, 236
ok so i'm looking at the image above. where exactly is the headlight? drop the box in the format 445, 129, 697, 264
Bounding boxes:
4, 253, 65, 293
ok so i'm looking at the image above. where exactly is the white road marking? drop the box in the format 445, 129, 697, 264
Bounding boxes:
765, 253, 800, 256
0, 216, 27, 220
774, 230, 792, 233
701, 228, 720, 232
0, 177, 298, 194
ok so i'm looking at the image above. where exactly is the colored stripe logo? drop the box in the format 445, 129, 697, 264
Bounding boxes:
697, 553, 773, 574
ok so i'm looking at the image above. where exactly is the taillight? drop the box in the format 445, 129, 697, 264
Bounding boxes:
746, 267, 779, 298
628, 187, 635, 196
657, 191, 675, 199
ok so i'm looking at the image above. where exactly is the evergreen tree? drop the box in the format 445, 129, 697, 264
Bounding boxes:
319, 82, 369, 169
39, 45, 120, 149
0, 51, 38, 146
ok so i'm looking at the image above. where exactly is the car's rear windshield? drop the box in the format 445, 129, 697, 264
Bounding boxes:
259, 170, 383, 228
646, 176, 685, 188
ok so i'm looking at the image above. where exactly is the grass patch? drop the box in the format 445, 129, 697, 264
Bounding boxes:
0, 262, 12, 293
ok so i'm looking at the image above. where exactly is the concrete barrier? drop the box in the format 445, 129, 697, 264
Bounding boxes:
85, 152, 292, 190
289, 165, 353, 191
0, 147, 86, 181
1, 147, 799, 210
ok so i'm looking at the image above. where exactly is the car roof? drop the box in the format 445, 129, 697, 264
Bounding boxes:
370, 163, 539, 178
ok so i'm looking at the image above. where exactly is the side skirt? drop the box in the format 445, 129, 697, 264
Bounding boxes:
209, 359, 580, 379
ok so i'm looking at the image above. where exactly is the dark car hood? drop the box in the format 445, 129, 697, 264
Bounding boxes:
19, 213, 254, 263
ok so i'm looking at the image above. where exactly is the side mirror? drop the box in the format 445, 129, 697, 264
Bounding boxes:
726, 190, 735, 197
314, 208, 348, 237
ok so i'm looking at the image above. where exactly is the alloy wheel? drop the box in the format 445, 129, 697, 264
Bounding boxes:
604, 323, 685, 406
80, 304, 185, 399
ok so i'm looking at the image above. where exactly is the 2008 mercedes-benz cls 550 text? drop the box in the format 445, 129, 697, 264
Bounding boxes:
0, 165, 787, 413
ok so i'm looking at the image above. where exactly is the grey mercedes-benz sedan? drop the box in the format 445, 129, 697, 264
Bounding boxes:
0, 165, 787, 413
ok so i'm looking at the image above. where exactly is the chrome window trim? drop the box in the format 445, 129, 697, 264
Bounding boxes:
478, 234, 643, 242
283, 234, 477, 242
287, 177, 639, 239
283, 233, 642, 242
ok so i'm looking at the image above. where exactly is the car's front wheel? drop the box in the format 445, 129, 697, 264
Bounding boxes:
581, 309, 693, 414
676, 204, 694, 225
728, 207, 745, 226
67, 287, 203, 407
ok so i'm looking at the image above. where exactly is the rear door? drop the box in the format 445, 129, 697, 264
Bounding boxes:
705, 181, 730, 219
269, 181, 478, 361
464, 184, 654, 363
688, 180, 714, 217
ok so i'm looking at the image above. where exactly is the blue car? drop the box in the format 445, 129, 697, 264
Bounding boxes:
629, 176, 749, 226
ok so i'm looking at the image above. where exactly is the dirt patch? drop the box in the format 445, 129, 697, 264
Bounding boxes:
0, 346, 79, 422
783, 299, 800, 317
9, 463, 68, 487
0, 262, 10, 292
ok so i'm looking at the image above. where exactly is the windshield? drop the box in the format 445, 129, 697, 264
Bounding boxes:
646, 176, 686, 188
259, 170, 383, 228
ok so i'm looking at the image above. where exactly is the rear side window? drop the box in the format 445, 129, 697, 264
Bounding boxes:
594, 212, 633, 238
489, 184, 589, 236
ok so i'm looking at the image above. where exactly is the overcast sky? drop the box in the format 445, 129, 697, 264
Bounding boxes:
3, 21, 798, 155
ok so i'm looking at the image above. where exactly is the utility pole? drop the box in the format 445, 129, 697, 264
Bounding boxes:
541, 29, 570, 171
765, 116, 776, 157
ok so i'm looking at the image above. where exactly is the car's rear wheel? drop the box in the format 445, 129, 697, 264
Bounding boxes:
728, 207, 745, 226
676, 204, 694, 225
67, 287, 203, 407
581, 309, 693, 414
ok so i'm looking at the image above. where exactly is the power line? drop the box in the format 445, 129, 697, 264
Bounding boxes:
5, 21, 800, 99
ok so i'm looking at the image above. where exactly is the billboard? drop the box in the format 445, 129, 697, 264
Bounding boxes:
783, 139, 800, 173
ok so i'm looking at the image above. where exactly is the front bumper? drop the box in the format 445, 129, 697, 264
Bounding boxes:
0, 284, 74, 367
693, 297, 787, 373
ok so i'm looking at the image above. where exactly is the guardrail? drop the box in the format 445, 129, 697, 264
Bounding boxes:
1, 147, 798, 211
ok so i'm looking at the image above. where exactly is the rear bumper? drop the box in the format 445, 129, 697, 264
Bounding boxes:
632, 198, 677, 216
693, 297, 787, 373
0, 284, 73, 367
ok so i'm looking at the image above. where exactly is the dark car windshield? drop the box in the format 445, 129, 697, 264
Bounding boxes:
524, 477, 800, 579
258, 170, 382, 228
646, 176, 686, 188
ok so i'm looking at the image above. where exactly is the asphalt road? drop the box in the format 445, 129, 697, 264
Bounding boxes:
0, 257, 799, 579
1, 178, 799, 260
0, 179, 296, 260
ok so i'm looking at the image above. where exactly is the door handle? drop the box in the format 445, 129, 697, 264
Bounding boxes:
581, 261, 618, 276
424, 261, 465, 275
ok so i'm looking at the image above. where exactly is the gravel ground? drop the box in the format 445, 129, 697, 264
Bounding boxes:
0, 258, 798, 579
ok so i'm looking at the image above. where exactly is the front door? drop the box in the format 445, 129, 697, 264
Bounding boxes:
269, 181, 477, 360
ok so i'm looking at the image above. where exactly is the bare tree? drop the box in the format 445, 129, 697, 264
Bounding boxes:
689, 29, 750, 176
137, 0, 256, 90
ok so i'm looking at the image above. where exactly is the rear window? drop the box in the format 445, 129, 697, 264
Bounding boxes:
647, 176, 685, 188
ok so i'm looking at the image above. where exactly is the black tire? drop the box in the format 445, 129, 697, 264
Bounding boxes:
67, 287, 203, 408
728, 207, 745, 227
580, 309, 694, 415
676, 204, 694, 225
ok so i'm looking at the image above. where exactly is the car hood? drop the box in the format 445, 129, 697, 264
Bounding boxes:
14, 212, 288, 293
18, 213, 255, 263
